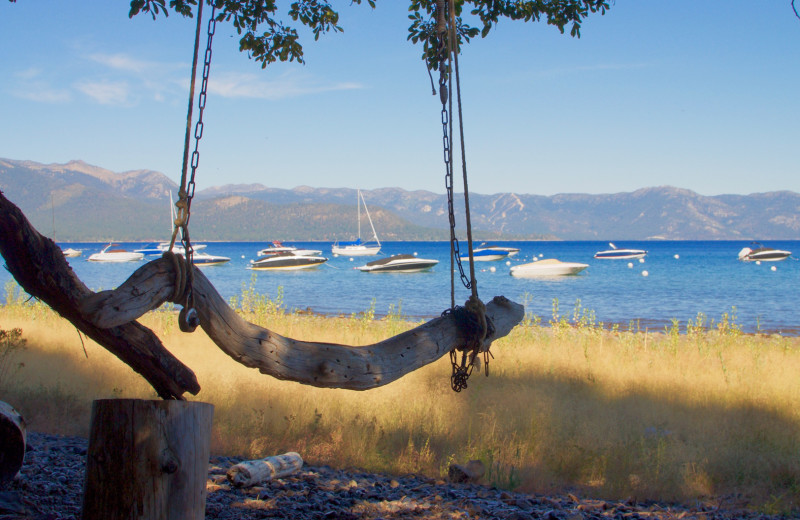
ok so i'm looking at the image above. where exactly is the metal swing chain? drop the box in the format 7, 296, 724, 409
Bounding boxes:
172, 1, 217, 332
434, 0, 493, 392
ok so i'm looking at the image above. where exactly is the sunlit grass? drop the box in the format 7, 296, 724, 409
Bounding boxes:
1, 281, 799, 514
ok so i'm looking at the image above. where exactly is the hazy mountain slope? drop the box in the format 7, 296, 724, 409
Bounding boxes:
2, 158, 799, 241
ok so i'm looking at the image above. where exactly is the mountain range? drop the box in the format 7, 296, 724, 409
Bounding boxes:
1, 158, 799, 242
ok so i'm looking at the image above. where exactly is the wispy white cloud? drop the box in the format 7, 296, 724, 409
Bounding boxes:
75, 80, 131, 105
10, 68, 71, 103
209, 71, 364, 100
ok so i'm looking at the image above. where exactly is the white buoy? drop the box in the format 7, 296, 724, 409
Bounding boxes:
349, 257, 354, 262
639, 258, 645, 263
241, 255, 245, 259
414, 252, 418, 256
539, 254, 544, 258
505, 261, 511, 266
642, 270, 649, 277
771, 265, 777, 271
756, 260, 761, 265
490, 266, 496, 272
627, 262, 633, 268
674, 254, 679, 259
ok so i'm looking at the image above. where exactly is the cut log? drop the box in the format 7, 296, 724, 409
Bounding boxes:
81, 399, 214, 520
0, 401, 26, 485
0, 192, 199, 399
226, 452, 303, 488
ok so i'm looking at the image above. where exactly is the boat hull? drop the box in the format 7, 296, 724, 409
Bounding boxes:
459, 249, 510, 262
88, 252, 144, 262
332, 245, 381, 256
249, 256, 328, 271
356, 255, 438, 273
510, 259, 588, 277
738, 247, 791, 262
594, 249, 647, 260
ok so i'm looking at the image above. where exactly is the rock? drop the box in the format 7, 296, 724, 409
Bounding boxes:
448, 459, 485, 483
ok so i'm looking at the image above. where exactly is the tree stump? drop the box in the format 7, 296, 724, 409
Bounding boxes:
81, 399, 214, 520
0, 401, 26, 486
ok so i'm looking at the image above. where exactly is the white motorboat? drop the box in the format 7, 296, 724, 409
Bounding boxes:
332, 189, 381, 256
459, 248, 510, 262
87, 244, 144, 263
61, 247, 82, 258
738, 243, 791, 262
510, 259, 589, 277
356, 254, 438, 273
258, 241, 322, 258
475, 243, 520, 257
594, 242, 647, 260
135, 242, 207, 256
249, 252, 328, 271
189, 251, 231, 266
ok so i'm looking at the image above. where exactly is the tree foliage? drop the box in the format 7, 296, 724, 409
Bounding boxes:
124, 0, 611, 68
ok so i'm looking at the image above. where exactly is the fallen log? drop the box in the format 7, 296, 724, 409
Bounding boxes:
0, 191, 199, 399
226, 452, 304, 488
0, 401, 26, 485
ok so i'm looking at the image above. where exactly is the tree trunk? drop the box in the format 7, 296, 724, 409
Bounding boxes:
0, 401, 26, 485
81, 399, 214, 520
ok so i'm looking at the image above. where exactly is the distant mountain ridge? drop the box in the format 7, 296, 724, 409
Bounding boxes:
1, 158, 799, 241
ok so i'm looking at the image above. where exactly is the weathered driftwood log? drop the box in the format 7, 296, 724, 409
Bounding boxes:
0, 191, 199, 399
1, 191, 524, 394
0, 401, 26, 485
227, 452, 304, 488
78, 256, 524, 389
82, 399, 214, 520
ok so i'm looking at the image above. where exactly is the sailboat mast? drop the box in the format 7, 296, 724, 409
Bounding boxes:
360, 189, 381, 247
357, 189, 361, 240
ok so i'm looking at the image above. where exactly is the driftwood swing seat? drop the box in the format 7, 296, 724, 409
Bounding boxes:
0, 191, 523, 398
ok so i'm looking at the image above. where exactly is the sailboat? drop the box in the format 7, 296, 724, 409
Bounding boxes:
331, 189, 381, 256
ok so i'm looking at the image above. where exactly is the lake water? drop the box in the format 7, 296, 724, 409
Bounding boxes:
2, 240, 798, 335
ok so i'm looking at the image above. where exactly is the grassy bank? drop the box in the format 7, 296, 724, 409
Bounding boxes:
1, 282, 799, 514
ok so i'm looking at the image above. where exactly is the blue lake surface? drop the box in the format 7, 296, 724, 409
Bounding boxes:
3, 240, 798, 335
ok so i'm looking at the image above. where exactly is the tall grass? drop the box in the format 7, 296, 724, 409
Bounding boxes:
1, 282, 799, 513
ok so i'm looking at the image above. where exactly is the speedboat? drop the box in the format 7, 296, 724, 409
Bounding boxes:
61, 247, 82, 258
88, 244, 144, 263
135, 242, 207, 256
258, 241, 322, 258
510, 259, 589, 277
459, 248, 510, 262
356, 254, 439, 273
189, 252, 231, 266
475, 243, 520, 257
738, 243, 791, 262
248, 252, 328, 271
594, 243, 647, 260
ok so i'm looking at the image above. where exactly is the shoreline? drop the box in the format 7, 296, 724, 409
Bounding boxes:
5, 431, 789, 520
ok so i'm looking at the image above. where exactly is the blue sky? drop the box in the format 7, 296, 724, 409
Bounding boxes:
1, 1, 798, 196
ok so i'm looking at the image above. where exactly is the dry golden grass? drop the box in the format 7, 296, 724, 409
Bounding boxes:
2, 288, 799, 514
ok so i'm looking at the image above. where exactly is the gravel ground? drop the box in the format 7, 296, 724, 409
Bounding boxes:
0, 432, 792, 519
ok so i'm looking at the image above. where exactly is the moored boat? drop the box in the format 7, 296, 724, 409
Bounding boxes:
459, 248, 510, 262
510, 259, 589, 277
249, 252, 328, 271
738, 243, 791, 262
356, 254, 438, 273
594, 243, 647, 260
476, 243, 520, 257
87, 244, 144, 263
189, 251, 231, 266
61, 247, 82, 258
332, 190, 381, 256
258, 241, 322, 258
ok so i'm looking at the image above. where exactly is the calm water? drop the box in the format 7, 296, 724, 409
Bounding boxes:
3, 240, 798, 335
